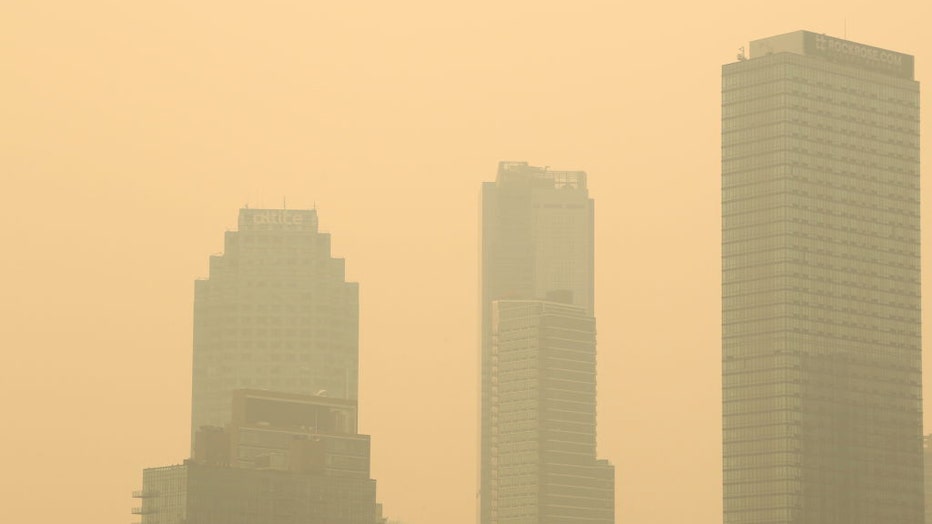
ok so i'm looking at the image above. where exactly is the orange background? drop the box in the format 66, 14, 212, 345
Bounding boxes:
2, 2, 932, 523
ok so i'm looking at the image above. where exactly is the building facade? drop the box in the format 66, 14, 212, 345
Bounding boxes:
490, 300, 613, 523
136, 390, 384, 524
722, 31, 923, 523
136, 208, 385, 523
925, 435, 932, 524
192, 208, 359, 443
480, 162, 610, 523
135, 461, 381, 524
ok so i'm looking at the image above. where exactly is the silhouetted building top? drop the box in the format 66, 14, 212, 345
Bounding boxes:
723, 31, 922, 524
191, 208, 359, 447
481, 161, 594, 318
494, 160, 588, 191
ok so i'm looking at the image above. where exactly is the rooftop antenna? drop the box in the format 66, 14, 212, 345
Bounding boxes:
283, 196, 286, 210
737, 46, 747, 61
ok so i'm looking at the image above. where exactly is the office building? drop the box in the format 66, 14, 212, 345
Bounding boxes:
480, 162, 611, 523
192, 208, 359, 443
490, 299, 613, 523
722, 31, 922, 523
135, 208, 384, 523
925, 435, 932, 524
135, 390, 384, 524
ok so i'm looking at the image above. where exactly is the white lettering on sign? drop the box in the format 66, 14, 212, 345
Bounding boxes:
814, 34, 904, 68
251, 211, 305, 226
240, 210, 314, 230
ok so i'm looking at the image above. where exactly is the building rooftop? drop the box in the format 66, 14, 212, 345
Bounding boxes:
496, 161, 587, 190
237, 207, 319, 232
748, 30, 914, 80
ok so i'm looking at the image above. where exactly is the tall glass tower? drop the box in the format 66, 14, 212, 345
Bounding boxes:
490, 299, 613, 523
480, 161, 611, 523
722, 31, 922, 523
191, 208, 359, 444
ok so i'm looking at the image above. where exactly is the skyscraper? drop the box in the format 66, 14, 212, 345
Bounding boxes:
192, 208, 359, 442
722, 31, 922, 523
480, 161, 611, 523
490, 299, 613, 523
924, 435, 932, 524
135, 207, 385, 523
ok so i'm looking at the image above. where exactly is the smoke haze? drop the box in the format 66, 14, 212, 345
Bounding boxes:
2, 1, 932, 523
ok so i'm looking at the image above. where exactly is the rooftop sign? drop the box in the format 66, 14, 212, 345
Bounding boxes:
803, 32, 914, 79
750, 31, 914, 80
238, 209, 318, 231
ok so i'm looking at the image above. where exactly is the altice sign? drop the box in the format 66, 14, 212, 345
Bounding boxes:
239, 209, 317, 230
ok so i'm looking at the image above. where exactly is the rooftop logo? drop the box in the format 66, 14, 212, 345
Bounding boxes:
239, 209, 316, 230
814, 34, 904, 67
807, 33, 913, 78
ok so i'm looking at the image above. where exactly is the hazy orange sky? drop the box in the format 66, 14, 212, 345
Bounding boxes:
3, 1, 932, 523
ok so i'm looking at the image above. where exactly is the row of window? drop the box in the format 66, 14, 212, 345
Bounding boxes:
723, 256, 919, 284
724, 103, 918, 137
724, 408, 799, 427
198, 327, 355, 340
724, 285, 919, 311
724, 319, 919, 345
723, 57, 918, 98
725, 476, 801, 496
724, 449, 801, 468
725, 139, 917, 171
723, 248, 919, 275
722, 220, 919, 251
723, 151, 917, 176
724, 297, 920, 325
725, 465, 802, 484
724, 121, 919, 155
725, 81, 918, 119
203, 303, 351, 313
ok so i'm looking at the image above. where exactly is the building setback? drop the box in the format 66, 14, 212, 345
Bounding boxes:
135, 390, 383, 524
479, 161, 611, 523
135, 463, 378, 524
490, 300, 613, 523
722, 31, 923, 523
136, 208, 383, 523
925, 435, 932, 524
192, 208, 359, 445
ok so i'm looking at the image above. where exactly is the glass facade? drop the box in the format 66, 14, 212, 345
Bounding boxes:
480, 161, 597, 524
925, 435, 932, 524
722, 31, 922, 524
135, 466, 187, 524
490, 300, 613, 524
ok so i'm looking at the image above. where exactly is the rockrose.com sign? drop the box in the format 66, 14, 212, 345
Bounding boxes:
805, 32, 914, 79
